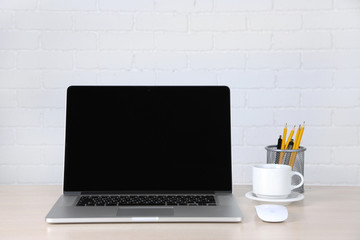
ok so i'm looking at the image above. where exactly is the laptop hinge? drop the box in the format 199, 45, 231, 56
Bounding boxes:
64, 191, 81, 196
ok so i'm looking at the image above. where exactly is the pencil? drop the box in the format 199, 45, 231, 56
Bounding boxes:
278, 123, 287, 164
281, 123, 287, 150
284, 125, 295, 150
289, 122, 305, 169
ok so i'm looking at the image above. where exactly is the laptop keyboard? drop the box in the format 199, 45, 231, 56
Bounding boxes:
76, 195, 216, 207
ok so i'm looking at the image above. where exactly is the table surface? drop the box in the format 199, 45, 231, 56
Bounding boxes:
0, 185, 359, 240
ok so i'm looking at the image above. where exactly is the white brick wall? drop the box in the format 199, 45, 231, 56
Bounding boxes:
0, 0, 360, 186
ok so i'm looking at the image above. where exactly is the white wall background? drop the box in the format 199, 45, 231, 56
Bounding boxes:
1, 0, 360, 185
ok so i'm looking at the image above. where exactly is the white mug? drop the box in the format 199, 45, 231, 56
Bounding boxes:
252, 164, 304, 199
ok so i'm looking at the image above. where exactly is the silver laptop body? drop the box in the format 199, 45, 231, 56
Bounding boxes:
46, 86, 242, 223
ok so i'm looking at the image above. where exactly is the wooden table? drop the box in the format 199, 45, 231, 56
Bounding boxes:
0, 185, 359, 240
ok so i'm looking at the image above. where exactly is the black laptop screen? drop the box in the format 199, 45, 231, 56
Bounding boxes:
64, 86, 232, 193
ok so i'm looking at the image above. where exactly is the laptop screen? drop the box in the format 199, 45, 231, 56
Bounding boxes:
64, 86, 232, 193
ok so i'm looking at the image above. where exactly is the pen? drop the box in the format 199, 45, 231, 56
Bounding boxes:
277, 135, 282, 149
275, 135, 282, 164
284, 139, 294, 165
287, 139, 294, 150
279, 123, 287, 164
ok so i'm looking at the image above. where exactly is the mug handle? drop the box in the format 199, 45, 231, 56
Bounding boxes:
290, 171, 304, 190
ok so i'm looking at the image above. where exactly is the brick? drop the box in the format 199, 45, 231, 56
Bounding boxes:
302, 90, 359, 107
305, 147, 332, 164
247, 90, 300, 107
333, 109, 360, 126
305, 127, 358, 146
230, 90, 246, 108
188, 53, 246, 69
232, 165, 252, 184
155, 33, 212, 50
135, 52, 187, 70
243, 165, 254, 184
213, 0, 272, 11
43, 109, 65, 127
231, 127, 244, 146
0, 128, 15, 144
42, 31, 97, 50
274, 0, 332, 10
0, 51, 15, 69
218, 70, 275, 89
334, 70, 360, 88
0, 0, 37, 9
274, 109, 331, 126
214, 32, 271, 50
232, 147, 266, 164
0, 12, 13, 29
232, 109, 273, 126
15, 12, 72, 30
245, 127, 284, 146
273, 32, 332, 50
156, 70, 216, 85
0, 109, 41, 127
231, 165, 242, 184
154, 0, 212, 11
334, 31, 360, 49
191, 0, 213, 12
277, 70, 333, 88
17, 90, 65, 108
39, 0, 97, 11
0, 70, 41, 89
16, 127, 65, 145
0, 166, 17, 184
99, 0, 153, 11
42, 70, 97, 89
306, 165, 358, 184
0, 90, 16, 107
190, 14, 246, 31
76, 51, 133, 70
75, 13, 133, 30
100, 32, 154, 50
335, 0, 360, 8
247, 52, 300, 69
0, 146, 43, 164
333, 147, 360, 164
98, 71, 156, 85
17, 165, 63, 184
136, 14, 187, 31
248, 14, 301, 30
303, 12, 360, 29
17, 51, 73, 70
43, 146, 64, 165
302, 51, 360, 69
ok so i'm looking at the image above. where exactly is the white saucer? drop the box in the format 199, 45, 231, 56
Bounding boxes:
245, 191, 304, 203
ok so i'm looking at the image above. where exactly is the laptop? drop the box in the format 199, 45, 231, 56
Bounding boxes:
45, 86, 242, 223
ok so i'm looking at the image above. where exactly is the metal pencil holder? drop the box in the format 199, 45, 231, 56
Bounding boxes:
265, 145, 306, 193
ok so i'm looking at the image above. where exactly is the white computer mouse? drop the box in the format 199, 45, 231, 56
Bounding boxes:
255, 204, 288, 223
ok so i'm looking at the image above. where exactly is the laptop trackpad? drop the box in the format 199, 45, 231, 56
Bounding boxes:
117, 207, 174, 217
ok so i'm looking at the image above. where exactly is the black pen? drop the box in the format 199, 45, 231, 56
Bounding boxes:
284, 139, 294, 165
275, 135, 282, 164
277, 135, 282, 149
287, 139, 294, 150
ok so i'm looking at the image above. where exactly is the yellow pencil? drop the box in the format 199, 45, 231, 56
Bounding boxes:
288, 125, 301, 168
289, 122, 305, 168
281, 123, 287, 150
278, 123, 287, 164
284, 125, 295, 149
